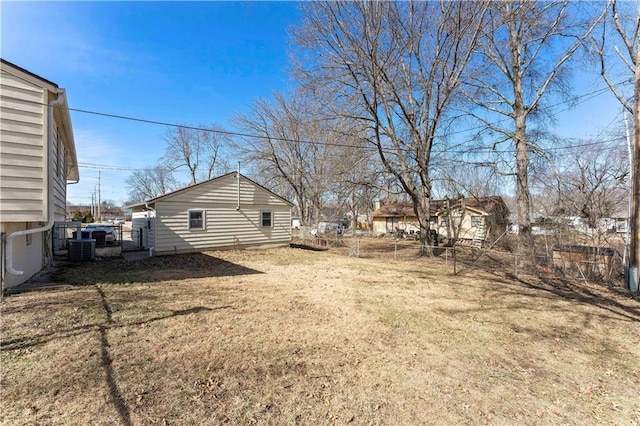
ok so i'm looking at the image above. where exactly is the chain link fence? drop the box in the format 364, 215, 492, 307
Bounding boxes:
291, 230, 625, 287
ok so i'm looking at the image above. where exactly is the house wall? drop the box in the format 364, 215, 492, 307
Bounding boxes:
371, 217, 420, 235
0, 222, 45, 288
436, 208, 487, 241
51, 108, 70, 221
0, 68, 48, 222
154, 175, 291, 254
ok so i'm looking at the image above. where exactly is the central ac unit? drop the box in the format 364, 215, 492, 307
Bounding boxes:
68, 239, 96, 261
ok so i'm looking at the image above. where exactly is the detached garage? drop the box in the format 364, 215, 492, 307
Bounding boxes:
127, 172, 293, 255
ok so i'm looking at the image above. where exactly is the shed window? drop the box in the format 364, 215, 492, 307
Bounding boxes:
188, 210, 205, 230
261, 211, 272, 228
471, 216, 482, 227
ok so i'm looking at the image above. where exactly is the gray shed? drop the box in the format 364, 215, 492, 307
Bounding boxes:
128, 172, 293, 255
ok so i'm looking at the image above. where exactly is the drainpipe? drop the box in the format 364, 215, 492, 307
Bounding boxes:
5, 89, 66, 276
145, 202, 156, 257
236, 162, 241, 211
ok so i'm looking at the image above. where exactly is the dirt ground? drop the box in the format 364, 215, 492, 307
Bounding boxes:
1, 246, 639, 425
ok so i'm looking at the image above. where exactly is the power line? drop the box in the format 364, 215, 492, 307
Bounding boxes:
0, 79, 627, 165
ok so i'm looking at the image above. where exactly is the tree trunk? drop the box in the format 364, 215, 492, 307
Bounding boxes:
514, 114, 532, 249
414, 190, 433, 256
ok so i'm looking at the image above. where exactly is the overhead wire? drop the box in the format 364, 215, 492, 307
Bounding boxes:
0, 76, 628, 173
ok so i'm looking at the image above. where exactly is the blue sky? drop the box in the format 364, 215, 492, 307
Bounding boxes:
1, 1, 625, 207
1, 1, 301, 205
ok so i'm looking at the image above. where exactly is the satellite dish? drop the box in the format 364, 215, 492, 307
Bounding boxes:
311, 229, 317, 235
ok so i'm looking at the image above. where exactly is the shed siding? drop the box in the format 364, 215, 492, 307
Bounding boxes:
154, 174, 291, 254
0, 70, 47, 222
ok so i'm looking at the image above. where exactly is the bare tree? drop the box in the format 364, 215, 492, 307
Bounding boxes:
164, 126, 199, 185
125, 164, 179, 203
163, 124, 230, 185
594, 0, 639, 114
198, 124, 232, 179
434, 161, 502, 200
556, 146, 628, 225
233, 92, 353, 226
464, 1, 605, 248
293, 0, 488, 248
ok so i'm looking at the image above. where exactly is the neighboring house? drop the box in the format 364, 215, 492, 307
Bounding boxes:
127, 172, 293, 255
370, 196, 510, 245
0, 59, 79, 289
435, 196, 510, 244
370, 202, 423, 235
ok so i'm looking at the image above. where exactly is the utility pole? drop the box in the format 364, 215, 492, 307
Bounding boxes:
629, 46, 640, 295
97, 171, 101, 221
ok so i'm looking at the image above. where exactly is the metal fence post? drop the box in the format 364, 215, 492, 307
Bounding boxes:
453, 247, 457, 275
394, 242, 397, 260
514, 253, 518, 277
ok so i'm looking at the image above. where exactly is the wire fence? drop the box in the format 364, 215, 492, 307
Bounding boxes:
291, 231, 625, 287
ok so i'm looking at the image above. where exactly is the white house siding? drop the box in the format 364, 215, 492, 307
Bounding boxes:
51, 111, 69, 221
0, 222, 44, 288
132, 210, 155, 250
153, 175, 291, 254
436, 207, 488, 241
0, 69, 48, 222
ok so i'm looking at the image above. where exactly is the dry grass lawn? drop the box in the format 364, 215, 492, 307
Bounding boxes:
1, 247, 639, 425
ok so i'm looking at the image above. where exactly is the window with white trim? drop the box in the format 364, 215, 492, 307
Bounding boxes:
440, 216, 448, 227
261, 211, 272, 228
188, 209, 205, 230
471, 216, 482, 227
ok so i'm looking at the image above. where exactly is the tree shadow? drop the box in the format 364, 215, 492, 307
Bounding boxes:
43, 252, 265, 287
513, 275, 640, 323
2, 285, 227, 426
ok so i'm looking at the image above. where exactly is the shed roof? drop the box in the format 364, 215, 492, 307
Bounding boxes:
127, 172, 294, 209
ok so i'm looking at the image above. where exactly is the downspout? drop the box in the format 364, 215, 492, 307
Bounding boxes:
145, 202, 156, 257
236, 162, 240, 211
5, 89, 66, 276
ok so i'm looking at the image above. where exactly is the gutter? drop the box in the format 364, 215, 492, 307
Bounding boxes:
145, 202, 156, 257
6, 89, 67, 275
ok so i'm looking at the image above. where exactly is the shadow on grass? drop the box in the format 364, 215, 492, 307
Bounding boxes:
46, 252, 264, 286
438, 270, 639, 324
515, 275, 640, 323
0, 297, 229, 352
2, 284, 229, 425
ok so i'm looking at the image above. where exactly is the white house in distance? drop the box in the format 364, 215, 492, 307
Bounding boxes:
127, 172, 293, 255
0, 59, 79, 290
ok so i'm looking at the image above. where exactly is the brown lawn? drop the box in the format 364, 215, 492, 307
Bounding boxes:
1, 247, 639, 425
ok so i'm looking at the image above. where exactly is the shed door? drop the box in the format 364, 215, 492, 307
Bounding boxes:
386, 217, 399, 233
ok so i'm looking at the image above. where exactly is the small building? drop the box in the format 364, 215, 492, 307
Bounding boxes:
435, 196, 510, 244
370, 196, 510, 245
127, 172, 293, 255
370, 202, 421, 235
1, 59, 79, 289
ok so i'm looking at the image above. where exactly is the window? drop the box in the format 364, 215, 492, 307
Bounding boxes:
471, 216, 482, 227
440, 217, 448, 227
188, 210, 204, 230
261, 211, 272, 227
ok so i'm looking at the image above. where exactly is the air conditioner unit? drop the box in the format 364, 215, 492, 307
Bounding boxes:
68, 239, 96, 261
